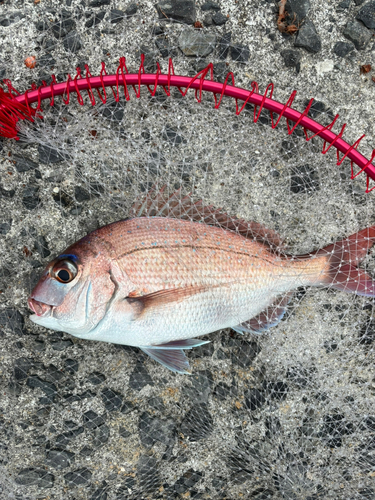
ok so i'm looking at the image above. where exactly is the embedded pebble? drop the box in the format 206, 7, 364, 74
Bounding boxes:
138, 411, 176, 448
0, 308, 24, 336
109, 9, 124, 24
27, 376, 58, 397
357, 0, 375, 29
244, 388, 266, 410
333, 40, 355, 57
294, 19, 321, 53
281, 49, 301, 69
46, 449, 75, 469
64, 468, 92, 487
83, 410, 106, 429
128, 361, 154, 390
343, 20, 372, 50
180, 404, 213, 441
39, 144, 67, 164
22, 185, 41, 210
87, 371, 106, 385
218, 32, 231, 60
286, 0, 311, 22
63, 31, 82, 52
101, 387, 123, 411
137, 455, 161, 493
15, 468, 54, 487
64, 359, 79, 374
201, 1, 220, 11
0, 221, 11, 234
173, 469, 204, 494
231, 43, 250, 63
212, 11, 228, 26
12, 155, 38, 172
157, 0, 196, 24
179, 30, 216, 57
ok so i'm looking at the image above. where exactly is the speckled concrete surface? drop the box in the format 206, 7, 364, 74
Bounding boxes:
1, 0, 375, 499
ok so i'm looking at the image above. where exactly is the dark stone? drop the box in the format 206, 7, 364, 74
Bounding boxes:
0, 11, 25, 27
64, 358, 79, 374
34, 235, 51, 258
38, 54, 57, 68
364, 416, 375, 431
162, 125, 184, 145
203, 14, 213, 26
101, 387, 123, 411
280, 49, 301, 68
343, 21, 372, 50
129, 361, 154, 390
92, 424, 110, 446
74, 186, 90, 202
294, 19, 321, 53
174, 469, 203, 494
231, 44, 250, 63
0, 67, 6, 79
83, 410, 106, 429
320, 413, 354, 447
190, 341, 214, 358
125, 3, 138, 16
98, 99, 125, 122
183, 369, 214, 403
138, 411, 176, 448
265, 380, 289, 401
39, 144, 67, 164
155, 37, 171, 58
64, 468, 92, 487
35, 20, 49, 31
80, 446, 94, 457
27, 376, 58, 397
359, 319, 375, 345
51, 18, 76, 38
180, 404, 213, 441
212, 11, 228, 25
88, 371, 106, 385
12, 155, 38, 172
179, 30, 216, 57
290, 164, 320, 194
218, 32, 232, 59
337, 0, 351, 9
0, 221, 11, 234
22, 185, 41, 210
265, 416, 282, 438
244, 388, 266, 411
109, 9, 124, 23
51, 338, 73, 351
156, 0, 196, 25
333, 41, 355, 57
14, 357, 32, 381
285, 0, 310, 22
90, 484, 108, 500
202, 2, 221, 11
0, 308, 24, 335
286, 365, 311, 388
213, 382, 231, 400
15, 468, 54, 487
120, 400, 136, 414
63, 31, 82, 52
231, 340, 260, 368
149, 396, 165, 412
119, 427, 132, 438
357, 1, 375, 29
0, 185, 15, 198
137, 455, 161, 494
46, 449, 75, 469
85, 11, 105, 28
89, 0, 110, 6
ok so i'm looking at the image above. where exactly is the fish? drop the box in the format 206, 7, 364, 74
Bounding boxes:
28, 186, 375, 373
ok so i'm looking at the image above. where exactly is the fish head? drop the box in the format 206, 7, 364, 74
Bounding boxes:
28, 239, 116, 336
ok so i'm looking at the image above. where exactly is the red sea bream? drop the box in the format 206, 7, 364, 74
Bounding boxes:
28, 187, 375, 373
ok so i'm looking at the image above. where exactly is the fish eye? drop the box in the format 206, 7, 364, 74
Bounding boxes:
51, 259, 78, 284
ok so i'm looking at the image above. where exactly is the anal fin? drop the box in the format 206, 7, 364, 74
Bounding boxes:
232, 292, 293, 335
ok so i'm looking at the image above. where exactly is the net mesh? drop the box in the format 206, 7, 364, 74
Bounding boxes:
1, 1, 375, 499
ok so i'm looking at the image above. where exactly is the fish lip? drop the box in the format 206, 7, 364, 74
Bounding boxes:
28, 297, 52, 317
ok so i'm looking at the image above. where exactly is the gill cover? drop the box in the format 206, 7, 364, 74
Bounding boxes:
30, 256, 78, 306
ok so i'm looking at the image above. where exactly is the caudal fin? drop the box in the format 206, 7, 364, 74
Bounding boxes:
317, 226, 375, 296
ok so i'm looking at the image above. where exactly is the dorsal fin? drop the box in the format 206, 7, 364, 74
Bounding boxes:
130, 185, 285, 251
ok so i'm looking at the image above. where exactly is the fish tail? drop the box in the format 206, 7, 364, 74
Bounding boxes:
315, 226, 375, 297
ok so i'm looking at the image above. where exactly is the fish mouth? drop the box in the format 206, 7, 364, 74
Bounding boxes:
28, 297, 52, 317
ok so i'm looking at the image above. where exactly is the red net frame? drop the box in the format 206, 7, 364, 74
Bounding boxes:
1, 55, 375, 192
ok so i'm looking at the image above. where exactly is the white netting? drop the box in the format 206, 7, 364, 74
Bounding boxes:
0, 1, 375, 499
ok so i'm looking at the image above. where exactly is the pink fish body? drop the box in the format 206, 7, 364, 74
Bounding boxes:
28, 187, 375, 373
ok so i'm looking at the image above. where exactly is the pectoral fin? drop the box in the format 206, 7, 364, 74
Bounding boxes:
139, 338, 210, 373
126, 285, 209, 319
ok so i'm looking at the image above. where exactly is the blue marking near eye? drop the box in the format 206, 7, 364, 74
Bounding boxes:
59, 253, 78, 262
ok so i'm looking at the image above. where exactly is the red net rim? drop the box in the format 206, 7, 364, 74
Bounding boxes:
1, 55, 375, 192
